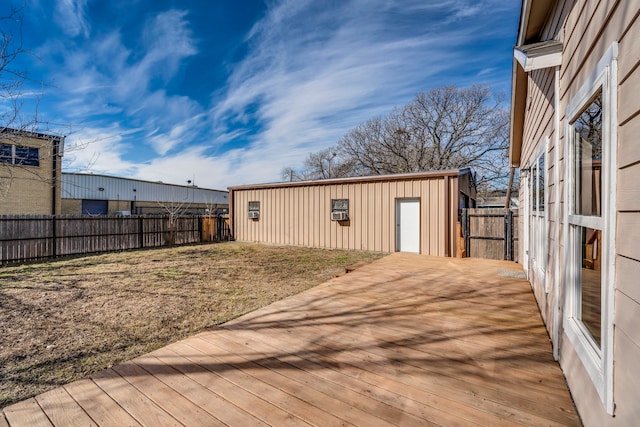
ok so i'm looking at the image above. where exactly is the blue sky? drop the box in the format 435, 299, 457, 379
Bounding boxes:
5, 0, 520, 190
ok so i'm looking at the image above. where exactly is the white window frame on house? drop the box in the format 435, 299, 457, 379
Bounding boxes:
563, 42, 617, 414
529, 140, 548, 292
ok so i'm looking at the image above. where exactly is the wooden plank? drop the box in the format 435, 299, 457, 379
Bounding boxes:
613, 329, 640, 425
130, 354, 270, 427
35, 387, 96, 426
200, 329, 512, 427
212, 326, 483, 427
177, 337, 357, 426
617, 212, 640, 260
220, 300, 575, 422
111, 361, 225, 426
62, 379, 141, 426
615, 291, 640, 348
90, 369, 181, 427
618, 8, 640, 83
617, 254, 640, 304
205, 333, 413, 427
215, 328, 465, 427
0, 412, 9, 427
619, 59, 640, 125
166, 341, 316, 427
2, 398, 53, 427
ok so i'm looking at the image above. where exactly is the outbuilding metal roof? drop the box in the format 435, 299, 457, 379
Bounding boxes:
62, 173, 228, 205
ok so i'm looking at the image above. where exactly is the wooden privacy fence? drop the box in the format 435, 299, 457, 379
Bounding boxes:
201, 215, 231, 243
462, 208, 519, 261
0, 214, 231, 264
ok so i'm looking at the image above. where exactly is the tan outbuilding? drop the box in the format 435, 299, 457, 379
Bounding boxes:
228, 169, 475, 256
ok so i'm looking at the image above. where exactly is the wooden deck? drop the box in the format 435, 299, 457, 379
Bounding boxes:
1, 254, 581, 426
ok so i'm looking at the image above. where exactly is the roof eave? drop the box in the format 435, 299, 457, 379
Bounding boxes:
509, 0, 559, 167
228, 169, 467, 191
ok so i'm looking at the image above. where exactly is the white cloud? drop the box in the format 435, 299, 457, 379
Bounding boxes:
61, 125, 139, 176
205, 0, 504, 185
37, 0, 517, 190
46, 9, 201, 156
54, 0, 91, 38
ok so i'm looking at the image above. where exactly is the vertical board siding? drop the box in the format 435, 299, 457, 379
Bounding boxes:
231, 176, 460, 255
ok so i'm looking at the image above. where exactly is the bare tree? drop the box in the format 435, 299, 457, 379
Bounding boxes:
283, 85, 510, 191
1, 1, 39, 131
340, 85, 510, 188
282, 147, 356, 181
280, 166, 301, 182
155, 187, 194, 245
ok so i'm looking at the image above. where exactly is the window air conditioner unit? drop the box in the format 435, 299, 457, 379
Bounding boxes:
331, 211, 348, 221
248, 211, 260, 219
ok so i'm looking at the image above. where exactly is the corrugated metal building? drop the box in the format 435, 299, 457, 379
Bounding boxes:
62, 173, 228, 215
229, 169, 475, 256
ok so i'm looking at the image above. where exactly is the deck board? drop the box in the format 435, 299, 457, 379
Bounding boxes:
35, 388, 96, 427
1, 254, 581, 426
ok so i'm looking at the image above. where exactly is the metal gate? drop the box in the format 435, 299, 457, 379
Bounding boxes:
462, 208, 518, 261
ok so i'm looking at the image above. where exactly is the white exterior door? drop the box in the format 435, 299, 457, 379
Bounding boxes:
396, 199, 420, 253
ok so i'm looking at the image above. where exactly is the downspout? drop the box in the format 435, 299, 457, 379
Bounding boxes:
552, 65, 561, 361
505, 167, 515, 209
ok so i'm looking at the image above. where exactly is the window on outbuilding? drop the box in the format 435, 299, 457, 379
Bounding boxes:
331, 199, 349, 221
248, 201, 260, 219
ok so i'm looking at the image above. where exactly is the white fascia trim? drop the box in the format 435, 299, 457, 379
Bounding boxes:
514, 42, 563, 72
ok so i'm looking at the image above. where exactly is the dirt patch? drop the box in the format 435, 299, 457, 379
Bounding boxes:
0, 242, 384, 408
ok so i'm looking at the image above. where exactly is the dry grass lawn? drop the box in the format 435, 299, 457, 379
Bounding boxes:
0, 242, 384, 408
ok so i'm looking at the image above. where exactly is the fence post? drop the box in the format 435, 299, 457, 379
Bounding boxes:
462, 209, 470, 257
51, 216, 57, 258
138, 216, 144, 249
506, 209, 513, 261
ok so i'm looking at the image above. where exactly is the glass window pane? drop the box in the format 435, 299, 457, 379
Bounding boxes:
579, 225, 602, 347
0, 144, 12, 163
15, 146, 39, 166
331, 199, 348, 212
573, 91, 602, 217
531, 162, 538, 212
248, 201, 260, 212
538, 155, 545, 212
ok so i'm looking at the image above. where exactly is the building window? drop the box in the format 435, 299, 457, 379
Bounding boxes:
570, 91, 604, 347
248, 201, 260, 219
331, 199, 349, 221
0, 144, 40, 166
0, 144, 12, 163
529, 142, 548, 291
564, 42, 617, 413
531, 150, 546, 215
